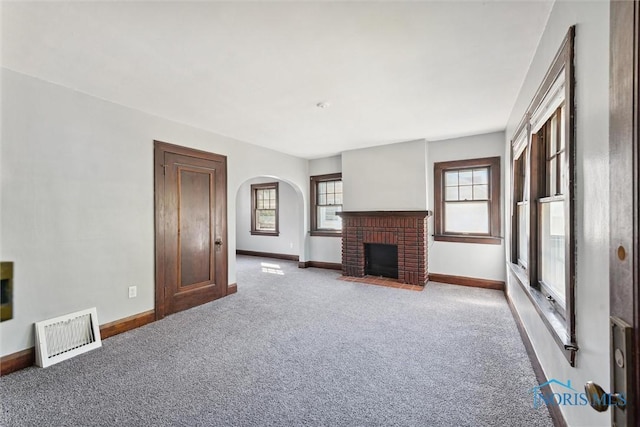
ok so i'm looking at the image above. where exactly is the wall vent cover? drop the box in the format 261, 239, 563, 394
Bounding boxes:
35, 307, 102, 368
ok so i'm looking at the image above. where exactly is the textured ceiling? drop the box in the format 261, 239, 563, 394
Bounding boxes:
2, 1, 553, 159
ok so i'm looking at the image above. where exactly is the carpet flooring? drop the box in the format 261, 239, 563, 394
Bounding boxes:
0, 256, 553, 426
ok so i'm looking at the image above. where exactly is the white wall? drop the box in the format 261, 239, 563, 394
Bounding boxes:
236, 177, 300, 257
427, 131, 505, 281
342, 139, 428, 211
309, 155, 341, 176
308, 155, 342, 264
504, 2, 610, 426
0, 69, 309, 356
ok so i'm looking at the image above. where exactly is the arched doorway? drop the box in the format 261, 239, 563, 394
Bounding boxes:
234, 176, 305, 264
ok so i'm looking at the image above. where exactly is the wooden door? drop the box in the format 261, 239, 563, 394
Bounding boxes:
154, 141, 228, 319
608, 1, 639, 425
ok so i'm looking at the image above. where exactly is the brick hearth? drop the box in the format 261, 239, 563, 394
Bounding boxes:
338, 211, 432, 286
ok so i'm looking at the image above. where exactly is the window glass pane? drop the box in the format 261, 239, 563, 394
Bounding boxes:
517, 203, 528, 267
549, 115, 557, 155
560, 105, 566, 150
257, 199, 264, 209
548, 157, 557, 195
335, 193, 343, 205
326, 181, 335, 194
540, 200, 565, 307
559, 151, 566, 194
260, 193, 267, 208
445, 171, 458, 186
335, 181, 343, 193
473, 169, 488, 185
521, 151, 529, 202
445, 187, 458, 201
256, 209, 276, 231
474, 184, 488, 200
326, 194, 335, 205
318, 182, 326, 195
257, 190, 264, 200
459, 186, 473, 200
318, 205, 342, 230
444, 201, 489, 234
458, 170, 473, 185
318, 194, 326, 205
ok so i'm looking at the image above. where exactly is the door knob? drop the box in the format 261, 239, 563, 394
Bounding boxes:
214, 238, 223, 246
584, 381, 625, 412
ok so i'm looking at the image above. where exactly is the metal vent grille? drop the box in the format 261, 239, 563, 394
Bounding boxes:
35, 307, 102, 368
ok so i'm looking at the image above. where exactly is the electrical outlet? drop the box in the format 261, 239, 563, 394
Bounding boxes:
128, 286, 137, 299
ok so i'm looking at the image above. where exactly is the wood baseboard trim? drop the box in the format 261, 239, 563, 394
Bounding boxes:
99, 309, 156, 340
1, 309, 156, 376
227, 282, 237, 295
428, 273, 505, 291
0, 348, 35, 376
298, 261, 342, 271
236, 249, 299, 261
506, 294, 567, 427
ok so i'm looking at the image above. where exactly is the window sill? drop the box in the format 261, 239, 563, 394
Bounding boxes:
434, 235, 501, 245
250, 231, 279, 237
508, 263, 577, 366
310, 231, 342, 237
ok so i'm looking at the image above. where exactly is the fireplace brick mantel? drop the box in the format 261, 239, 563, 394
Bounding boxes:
338, 211, 432, 286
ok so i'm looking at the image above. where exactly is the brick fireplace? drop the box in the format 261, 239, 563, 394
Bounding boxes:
338, 211, 432, 286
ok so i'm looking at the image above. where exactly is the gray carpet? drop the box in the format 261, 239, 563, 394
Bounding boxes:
0, 256, 553, 427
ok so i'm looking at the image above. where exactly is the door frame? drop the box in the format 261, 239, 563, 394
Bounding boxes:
154, 140, 228, 320
610, 0, 639, 424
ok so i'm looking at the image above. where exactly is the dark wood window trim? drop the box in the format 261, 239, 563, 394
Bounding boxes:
434, 156, 501, 244
508, 26, 576, 365
310, 173, 343, 237
251, 182, 279, 236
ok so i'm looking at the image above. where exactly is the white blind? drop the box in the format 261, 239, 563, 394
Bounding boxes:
512, 129, 528, 160
531, 69, 566, 133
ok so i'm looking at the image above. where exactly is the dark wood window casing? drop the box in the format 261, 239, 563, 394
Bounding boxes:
310, 173, 343, 237
434, 156, 501, 245
508, 26, 576, 366
251, 182, 279, 236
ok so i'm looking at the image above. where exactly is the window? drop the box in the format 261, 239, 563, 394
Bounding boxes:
251, 183, 279, 236
512, 132, 529, 269
434, 157, 501, 244
509, 26, 576, 366
537, 107, 567, 314
310, 173, 342, 236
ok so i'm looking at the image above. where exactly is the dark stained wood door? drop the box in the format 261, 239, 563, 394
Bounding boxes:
154, 141, 228, 318
608, 2, 639, 425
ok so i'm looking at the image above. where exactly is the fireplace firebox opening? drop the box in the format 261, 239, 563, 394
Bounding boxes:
365, 243, 398, 279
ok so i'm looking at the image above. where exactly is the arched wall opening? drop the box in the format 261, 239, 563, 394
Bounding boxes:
234, 176, 306, 264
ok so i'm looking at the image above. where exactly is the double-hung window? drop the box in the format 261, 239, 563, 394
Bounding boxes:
310, 173, 342, 236
536, 106, 568, 313
512, 132, 529, 269
434, 157, 501, 244
509, 26, 576, 365
251, 182, 279, 236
